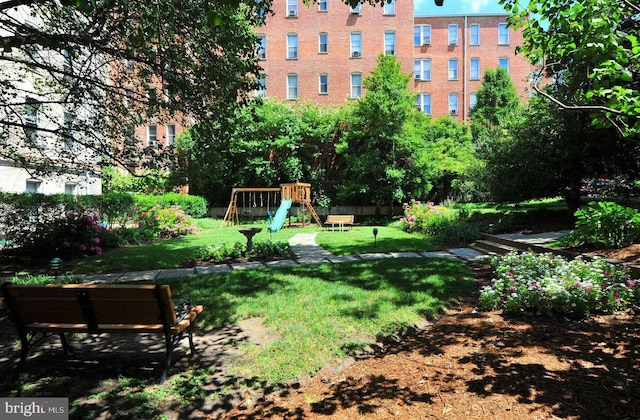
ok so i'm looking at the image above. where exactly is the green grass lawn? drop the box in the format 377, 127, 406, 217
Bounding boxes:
65, 223, 439, 274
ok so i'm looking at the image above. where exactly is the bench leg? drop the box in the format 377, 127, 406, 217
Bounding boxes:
161, 334, 173, 384
187, 327, 197, 356
12, 333, 29, 381
59, 333, 74, 355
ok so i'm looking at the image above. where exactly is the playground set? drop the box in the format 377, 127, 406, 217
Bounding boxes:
222, 182, 322, 231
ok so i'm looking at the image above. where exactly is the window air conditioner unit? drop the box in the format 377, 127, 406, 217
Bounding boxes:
148, 140, 157, 147
450, 110, 458, 116
288, 10, 297, 16
423, 41, 431, 46
351, 51, 361, 58
415, 75, 421, 80
258, 53, 266, 60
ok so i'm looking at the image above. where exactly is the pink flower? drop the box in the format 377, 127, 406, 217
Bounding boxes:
95, 246, 102, 254
62, 241, 70, 248
92, 237, 100, 244
78, 244, 87, 251
70, 228, 77, 234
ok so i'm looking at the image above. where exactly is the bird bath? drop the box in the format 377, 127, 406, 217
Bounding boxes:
238, 228, 262, 251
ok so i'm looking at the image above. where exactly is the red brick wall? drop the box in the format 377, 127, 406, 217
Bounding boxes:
414, 14, 531, 121
258, 0, 415, 106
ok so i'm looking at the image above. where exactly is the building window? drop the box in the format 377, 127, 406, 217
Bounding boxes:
287, 34, 298, 59
470, 58, 480, 80
146, 86, 157, 112
448, 93, 459, 115
351, 73, 362, 98
256, 76, 266, 97
414, 25, 431, 46
499, 57, 510, 73
124, 59, 134, 73
24, 98, 40, 143
319, 73, 328, 94
287, 0, 298, 17
384, 31, 396, 55
166, 124, 176, 145
147, 124, 157, 146
257, 35, 266, 60
414, 59, 431, 80
498, 22, 509, 45
448, 24, 458, 45
318, 0, 327, 11
350, 3, 361, 14
287, 74, 298, 99
65, 183, 77, 196
415, 93, 431, 115
319, 33, 328, 53
470, 93, 478, 109
26, 180, 41, 193
350, 32, 362, 58
470, 23, 480, 45
448, 59, 458, 80
383, 0, 395, 15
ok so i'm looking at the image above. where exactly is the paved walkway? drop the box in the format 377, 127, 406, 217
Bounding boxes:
76, 233, 490, 283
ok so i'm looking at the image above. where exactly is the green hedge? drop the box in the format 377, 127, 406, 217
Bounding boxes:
133, 192, 208, 218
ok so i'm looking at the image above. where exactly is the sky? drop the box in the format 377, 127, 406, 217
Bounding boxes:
415, 0, 511, 16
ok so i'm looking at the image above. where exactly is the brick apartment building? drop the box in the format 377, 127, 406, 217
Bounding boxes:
257, 0, 533, 122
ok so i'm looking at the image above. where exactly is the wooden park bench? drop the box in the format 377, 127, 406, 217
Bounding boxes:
0, 283, 203, 383
325, 214, 355, 231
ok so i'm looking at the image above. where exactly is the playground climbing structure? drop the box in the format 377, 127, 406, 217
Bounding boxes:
222, 183, 322, 228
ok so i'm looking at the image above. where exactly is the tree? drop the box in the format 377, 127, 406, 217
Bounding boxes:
337, 54, 428, 211
0, 0, 448, 180
500, 0, 640, 138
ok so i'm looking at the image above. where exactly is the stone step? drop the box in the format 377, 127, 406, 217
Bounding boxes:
469, 240, 519, 256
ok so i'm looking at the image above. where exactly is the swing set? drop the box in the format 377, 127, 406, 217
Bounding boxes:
222, 183, 322, 228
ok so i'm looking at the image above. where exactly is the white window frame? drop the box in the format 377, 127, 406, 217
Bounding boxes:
470, 23, 480, 45
287, 74, 298, 100
413, 59, 431, 81
415, 93, 431, 115
448, 24, 458, 45
147, 124, 158, 147
287, 33, 298, 59
448, 59, 458, 80
318, 0, 327, 11
384, 31, 396, 55
470, 58, 480, 80
24, 98, 40, 143
498, 22, 509, 45
255, 76, 266, 97
319, 32, 328, 54
257, 35, 266, 60
26, 180, 41, 193
350, 3, 362, 14
414, 25, 431, 46
319, 73, 328, 94
65, 183, 78, 196
470, 93, 478, 109
448, 93, 459, 115
350, 32, 362, 58
166, 123, 176, 145
287, 0, 298, 17
383, 0, 395, 15
350, 73, 362, 98
499, 57, 510, 73
63, 111, 76, 152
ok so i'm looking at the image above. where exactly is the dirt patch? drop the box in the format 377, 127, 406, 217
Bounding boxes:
581, 243, 640, 264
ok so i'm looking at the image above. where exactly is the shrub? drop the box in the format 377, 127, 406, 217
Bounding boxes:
198, 240, 292, 262
98, 192, 137, 228
560, 201, 640, 248
37, 210, 122, 257
479, 251, 640, 318
134, 193, 208, 218
138, 205, 196, 238
399, 199, 480, 243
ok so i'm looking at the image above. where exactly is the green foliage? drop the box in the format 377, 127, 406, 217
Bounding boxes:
5, 274, 83, 285
102, 167, 171, 194
500, 0, 640, 137
338, 54, 429, 207
560, 201, 640, 248
198, 240, 291, 262
138, 206, 196, 239
479, 252, 640, 317
133, 193, 208, 218
98, 192, 137, 228
399, 200, 480, 243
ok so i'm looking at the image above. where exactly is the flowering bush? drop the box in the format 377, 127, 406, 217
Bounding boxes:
398, 199, 479, 242
479, 251, 640, 318
45, 210, 121, 257
399, 199, 441, 233
137, 205, 196, 238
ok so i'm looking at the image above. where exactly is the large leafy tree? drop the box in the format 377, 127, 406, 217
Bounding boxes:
1, 0, 448, 179
500, 0, 640, 138
337, 54, 428, 210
